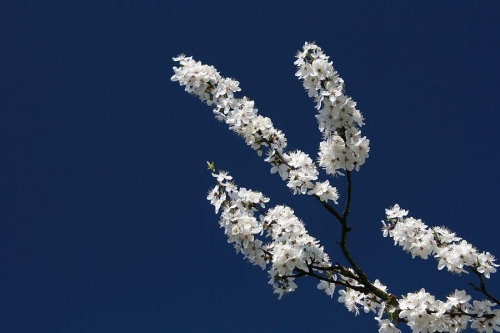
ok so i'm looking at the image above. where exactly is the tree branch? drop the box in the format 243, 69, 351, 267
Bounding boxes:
342, 170, 352, 220
469, 268, 500, 305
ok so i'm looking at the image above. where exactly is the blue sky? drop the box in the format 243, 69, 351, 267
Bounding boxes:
1, 1, 500, 332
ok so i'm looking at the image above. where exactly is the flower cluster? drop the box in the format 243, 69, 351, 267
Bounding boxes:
382, 204, 499, 278
337, 278, 388, 316
171, 52, 339, 204
397, 288, 500, 333
208, 170, 334, 299
295, 42, 370, 173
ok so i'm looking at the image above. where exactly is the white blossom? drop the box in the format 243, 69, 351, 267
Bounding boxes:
382, 205, 498, 279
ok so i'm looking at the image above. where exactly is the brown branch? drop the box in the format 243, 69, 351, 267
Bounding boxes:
312, 194, 343, 224
342, 170, 352, 220
469, 268, 500, 305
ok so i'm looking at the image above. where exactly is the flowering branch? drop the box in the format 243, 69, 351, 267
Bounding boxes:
172, 42, 499, 333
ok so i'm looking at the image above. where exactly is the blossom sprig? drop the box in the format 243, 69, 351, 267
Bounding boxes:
395, 288, 500, 333
207, 168, 341, 298
377, 288, 500, 333
295, 42, 370, 174
208, 167, 392, 303
337, 277, 388, 317
382, 204, 499, 279
172, 53, 339, 205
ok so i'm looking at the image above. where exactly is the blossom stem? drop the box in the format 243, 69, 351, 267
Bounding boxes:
312, 172, 395, 304
313, 194, 343, 222
469, 269, 500, 304
342, 171, 352, 220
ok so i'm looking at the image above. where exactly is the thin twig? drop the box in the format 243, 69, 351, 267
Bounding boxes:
342, 170, 352, 220
469, 269, 500, 305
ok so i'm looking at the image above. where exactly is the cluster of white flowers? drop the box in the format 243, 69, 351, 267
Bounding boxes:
382, 204, 499, 278
380, 205, 500, 331
171, 51, 339, 204
396, 288, 500, 333
338, 278, 388, 316
376, 318, 402, 333
295, 42, 370, 173
208, 170, 335, 299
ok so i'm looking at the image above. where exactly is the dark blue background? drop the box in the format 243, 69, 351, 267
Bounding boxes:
1, 1, 499, 332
